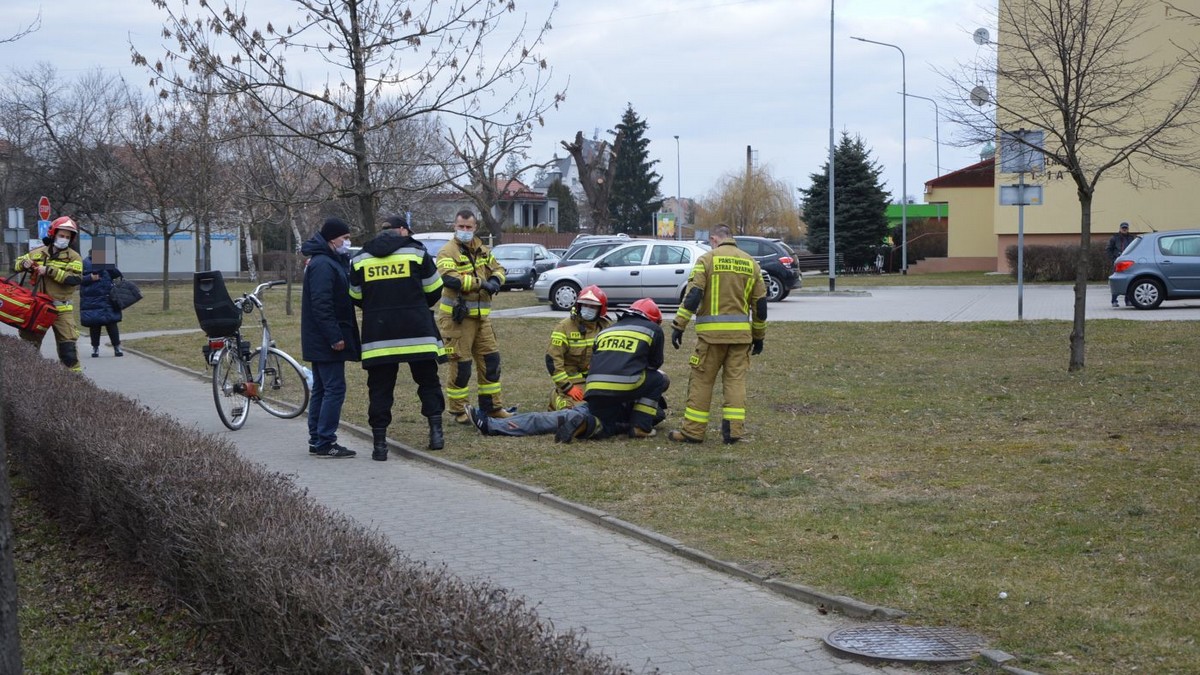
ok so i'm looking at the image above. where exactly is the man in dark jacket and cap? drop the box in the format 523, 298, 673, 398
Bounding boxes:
350, 215, 447, 459
301, 217, 361, 458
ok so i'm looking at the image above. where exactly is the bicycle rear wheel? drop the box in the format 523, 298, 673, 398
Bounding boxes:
212, 347, 250, 430
254, 347, 310, 419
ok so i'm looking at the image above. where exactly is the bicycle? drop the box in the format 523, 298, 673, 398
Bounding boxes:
201, 280, 310, 430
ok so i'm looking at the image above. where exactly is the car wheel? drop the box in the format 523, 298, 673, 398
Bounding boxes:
765, 274, 785, 302
779, 288, 791, 301
550, 281, 580, 311
1128, 277, 1164, 309
526, 272, 538, 290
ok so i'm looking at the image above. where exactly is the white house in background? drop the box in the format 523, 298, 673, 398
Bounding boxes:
79, 216, 240, 279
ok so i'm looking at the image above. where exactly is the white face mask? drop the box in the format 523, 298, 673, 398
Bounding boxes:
54, 236, 71, 250
579, 306, 599, 322
336, 239, 352, 254
455, 230, 474, 244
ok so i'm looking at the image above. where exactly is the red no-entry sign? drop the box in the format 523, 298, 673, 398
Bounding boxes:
37, 196, 50, 221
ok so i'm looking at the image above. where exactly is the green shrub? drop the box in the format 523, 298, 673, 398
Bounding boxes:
1, 336, 629, 674
1004, 242, 1111, 281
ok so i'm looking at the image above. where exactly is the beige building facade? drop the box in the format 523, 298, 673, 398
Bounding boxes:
924, 2, 1200, 273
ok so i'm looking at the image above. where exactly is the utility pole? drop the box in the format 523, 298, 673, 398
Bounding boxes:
744, 145, 752, 234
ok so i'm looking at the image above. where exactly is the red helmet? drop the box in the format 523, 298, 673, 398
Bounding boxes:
49, 216, 78, 240
574, 285, 608, 319
626, 298, 662, 324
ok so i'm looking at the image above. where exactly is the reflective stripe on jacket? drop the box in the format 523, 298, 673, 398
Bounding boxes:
585, 315, 664, 397
673, 241, 766, 343
435, 237, 506, 318
15, 246, 83, 303
350, 232, 444, 367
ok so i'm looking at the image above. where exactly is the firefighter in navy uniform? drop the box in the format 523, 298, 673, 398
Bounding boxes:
556, 298, 669, 443
546, 285, 611, 410
350, 215, 447, 458
15, 216, 85, 371
434, 209, 513, 424
668, 224, 767, 444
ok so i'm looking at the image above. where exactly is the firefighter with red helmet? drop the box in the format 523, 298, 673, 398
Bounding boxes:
556, 297, 670, 442
668, 224, 767, 444
14, 216, 85, 370
545, 285, 611, 410
468, 296, 669, 442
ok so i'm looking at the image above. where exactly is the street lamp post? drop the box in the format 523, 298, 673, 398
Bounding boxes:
674, 135, 682, 240
851, 35, 907, 274
901, 92, 940, 177
828, 0, 836, 291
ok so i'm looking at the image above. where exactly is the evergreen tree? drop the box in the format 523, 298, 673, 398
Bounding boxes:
799, 133, 890, 269
608, 104, 662, 235
547, 179, 580, 232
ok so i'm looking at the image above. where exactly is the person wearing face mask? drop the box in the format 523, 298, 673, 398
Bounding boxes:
300, 217, 361, 459
350, 215, 447, 458
545, 285, 611, 411
15, 216, 85, 371
467, 296, 670, 441
434, 209, 512, 425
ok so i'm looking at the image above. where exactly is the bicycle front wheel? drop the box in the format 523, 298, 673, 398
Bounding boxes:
254, 347, 310, 419
212, 347, 250, 430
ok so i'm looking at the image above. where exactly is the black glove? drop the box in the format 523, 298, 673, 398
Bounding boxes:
671, 328, 684, 350
751, 339, 764, 356
482, 278, 502, 295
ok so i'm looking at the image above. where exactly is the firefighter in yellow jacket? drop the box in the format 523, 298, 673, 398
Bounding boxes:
668, 224, 767, 444
14, 217, 86, 371
545, 285, 611, 410
434, 209, 513, 423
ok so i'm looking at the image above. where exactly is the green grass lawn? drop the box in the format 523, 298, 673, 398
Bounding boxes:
121, 282, 1198, 674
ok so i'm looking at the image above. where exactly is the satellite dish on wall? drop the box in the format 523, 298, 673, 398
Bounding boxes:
970, 86, 991, 107
973, 28, 990, 45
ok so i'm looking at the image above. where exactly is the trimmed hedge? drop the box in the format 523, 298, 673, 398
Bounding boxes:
1004, 242, 1112, 281
1, 336, 631, 674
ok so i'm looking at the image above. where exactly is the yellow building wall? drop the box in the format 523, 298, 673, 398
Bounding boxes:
928, 185, 996, 258
992, 3, 1200, 243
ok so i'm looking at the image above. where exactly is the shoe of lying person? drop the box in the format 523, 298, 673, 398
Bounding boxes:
465, 405, 489, 435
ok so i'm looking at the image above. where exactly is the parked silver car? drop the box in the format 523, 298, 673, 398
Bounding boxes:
1108, 229, 1200, 309
534, 240, 710, 311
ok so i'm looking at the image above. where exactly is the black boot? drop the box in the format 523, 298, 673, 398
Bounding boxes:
372, 428, 389, 461
427, 415, 444, 451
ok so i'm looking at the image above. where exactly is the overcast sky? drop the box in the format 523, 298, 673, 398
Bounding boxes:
5, 0, 996, 207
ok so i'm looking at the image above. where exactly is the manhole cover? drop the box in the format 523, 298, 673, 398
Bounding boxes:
824, 623, 986, 663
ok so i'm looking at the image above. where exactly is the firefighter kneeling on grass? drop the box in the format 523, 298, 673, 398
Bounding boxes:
14, 217, 85, 371
555, 298, 670, 443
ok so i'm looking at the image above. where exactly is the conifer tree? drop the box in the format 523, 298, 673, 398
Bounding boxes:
547, 179, 580, 232
609, 104, 662, 235
800, 133, 890, 269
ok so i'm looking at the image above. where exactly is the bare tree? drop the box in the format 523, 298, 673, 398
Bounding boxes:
135, 0, 563, 235
562, 130, 621, 234
0, 65, 134, 232
1, 10, 39, 44
444, 119, 550, 242
945, 0, 1200, 371
699, 164, 803, 241
114, 89, 205, 310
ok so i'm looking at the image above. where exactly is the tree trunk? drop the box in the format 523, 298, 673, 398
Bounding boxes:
243, 223, 258, 283
0, 375, 25, 674
161, 234, 172, 311
1068, 189, 1094, 372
